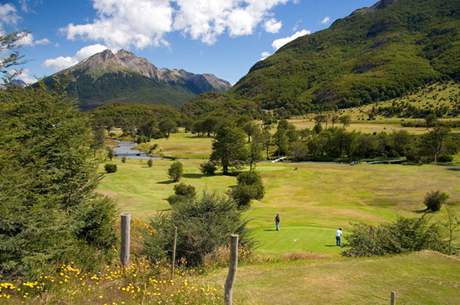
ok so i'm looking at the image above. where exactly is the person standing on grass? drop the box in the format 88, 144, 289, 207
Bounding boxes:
275, 214, 281, 231
336, 228, 343, 247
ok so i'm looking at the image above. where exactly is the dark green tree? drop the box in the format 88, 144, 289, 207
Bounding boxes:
210, 125, 248, 175
168, 161, 184, 182
0, 86, 117, 276
424, 191, 449, 212
159, 118, 177, 138
248, 126, 264, 171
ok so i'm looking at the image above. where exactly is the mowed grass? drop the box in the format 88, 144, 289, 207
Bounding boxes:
137, 132, 213, 159
97, 158, 460, 256
206, 251, 460, 305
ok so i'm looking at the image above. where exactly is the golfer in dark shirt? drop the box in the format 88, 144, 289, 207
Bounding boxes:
275, 214, 280, 231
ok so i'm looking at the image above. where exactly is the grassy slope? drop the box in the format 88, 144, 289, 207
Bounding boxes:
287, 118, 432, 134
97, 158, 460, 255
339, 82, 460, 120
206, 251, 460, 305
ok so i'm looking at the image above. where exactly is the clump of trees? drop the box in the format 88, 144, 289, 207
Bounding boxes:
91, 103, 182, 141
104, 163, 117, 173
200, 161, 217, 176
424, 191, 449, 212
168, 161, 184, 182
0, 87, 117, 277
268, 121, 459, 163
343, 217, 448, 257
230, 172, 265, 209
143, 193, 252, 266
167, 183, 196, 205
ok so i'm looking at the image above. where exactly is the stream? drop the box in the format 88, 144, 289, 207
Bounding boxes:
113, 141, 158, 160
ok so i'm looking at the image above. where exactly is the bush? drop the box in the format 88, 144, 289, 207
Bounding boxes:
147, 159, 153, 167
144, 193, 252, 266
343, 217, 448, 257
200, 161, 217, 176
424, 191, 449, 212
167, 183, 196, 205
104, 164, 117, 173
230, 171, 264, 209
174, 183, 196, 197
121, 156, 127, 163
168, 161, 183, 182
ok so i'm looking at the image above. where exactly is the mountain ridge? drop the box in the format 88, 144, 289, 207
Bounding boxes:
42, 49, 231, 109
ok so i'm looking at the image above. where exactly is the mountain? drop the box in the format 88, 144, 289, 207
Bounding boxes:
42, 49, 231, 109
233, 0, 460, 114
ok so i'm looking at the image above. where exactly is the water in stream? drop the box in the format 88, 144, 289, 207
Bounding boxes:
113, 141, 156, 160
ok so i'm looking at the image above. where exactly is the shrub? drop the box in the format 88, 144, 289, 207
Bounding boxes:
168, 161, 183, 182
343, 217, 448, 257
147, 159, 153, 167
230, 171, 264, 209
200, 161, 217, 176
121, 156, 127, 163
107, 147, 114, 160
167, 183, 196, 205
144, 193, 252, 266
174, 183, 196, 197
424, 191, 449, 212
104, 164, 117, 173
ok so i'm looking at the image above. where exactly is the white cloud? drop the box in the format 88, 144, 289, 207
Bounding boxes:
0, 3, 19, 25
0, 3, 19, 35
264, 18, 282, 33
16, 68, 35, 84
43, 56, 78, 71
35, 38, 50, 45
63, 0, 291, 48
260, 51, 271, 60
260, 28, 310, 61
43, 44, 109, 71
321, 16, 331, 24
65, 0, 173, 49
14, 33, 51, 47
15, 33, 34, 46
174, 0, 289, 44
271, 29, 310, 50
74, 44, 109, 60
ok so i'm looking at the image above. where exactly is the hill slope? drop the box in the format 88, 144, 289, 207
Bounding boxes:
42, 49, 231, 109
233, 0, 460, 114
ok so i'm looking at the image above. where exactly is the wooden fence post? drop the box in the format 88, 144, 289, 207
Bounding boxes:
120, 213, 131, 267
390, 291, 397, 305
224, 234, 239, 305
171, 226, 177, 280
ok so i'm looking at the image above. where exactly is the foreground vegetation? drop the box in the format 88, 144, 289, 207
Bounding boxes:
0, 261, 221, 305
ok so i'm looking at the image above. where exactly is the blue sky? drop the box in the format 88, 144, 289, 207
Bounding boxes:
2, 0, 376, 84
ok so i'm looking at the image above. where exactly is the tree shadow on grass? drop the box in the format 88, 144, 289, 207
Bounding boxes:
157, 180, 175, 185
182, 173, 205, 179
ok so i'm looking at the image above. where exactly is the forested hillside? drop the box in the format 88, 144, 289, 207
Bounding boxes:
233, 0, 460, 114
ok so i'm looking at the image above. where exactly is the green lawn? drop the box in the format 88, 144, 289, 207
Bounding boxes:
205, 251, 460, 305
98, 159, 460, 256
136, 132, 213, 159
